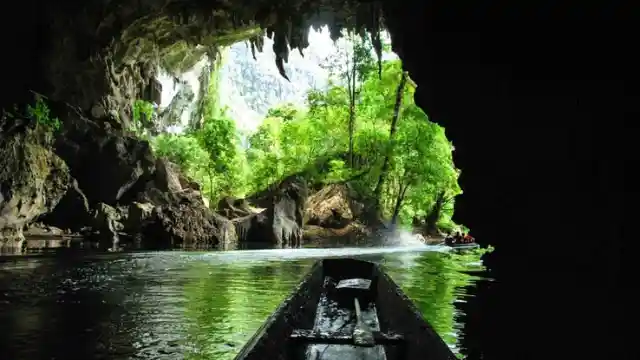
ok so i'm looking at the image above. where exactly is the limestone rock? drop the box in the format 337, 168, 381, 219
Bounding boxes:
24, 223, 67, 237
0, 128, 70, 247
90, 202, 123, 249
141, 191, 237, 249
217, 196, 261, 219
125, 202, 154, 233
126, 158, 237, 249
40, 178, 92, 232
54, 112, 156, 205
154, 158, 183, 194
305, 183, 364, 228
235, 175, 308, 246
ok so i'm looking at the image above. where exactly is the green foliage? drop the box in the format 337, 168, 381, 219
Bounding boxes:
130, 99, 154, 137
1, 94, 62, 146
26, 95, 62, 132
153, 133, 210, 176
2, 94, 61, 132
194, 110, 246, 198
243, 58, 462, 229
151, 108, 246, 203
146, 35, 463, 231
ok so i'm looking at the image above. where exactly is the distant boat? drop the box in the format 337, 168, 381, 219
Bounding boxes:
431, 239, 480, 250
447, 242, 480, 250
234, 258, 457, 360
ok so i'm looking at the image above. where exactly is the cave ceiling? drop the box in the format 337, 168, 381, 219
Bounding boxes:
61, 0, 384, 79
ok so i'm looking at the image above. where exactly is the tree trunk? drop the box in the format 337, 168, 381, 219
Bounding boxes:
348, 39, 357, 168
425, 190, 447, 235
390, 181, 410, 225
373, 71, 408, 216
207, 167, 215, 202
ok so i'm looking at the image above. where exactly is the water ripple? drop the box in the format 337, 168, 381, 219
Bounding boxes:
0, 247, 485, 360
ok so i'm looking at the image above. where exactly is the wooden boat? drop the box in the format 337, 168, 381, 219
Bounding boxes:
433, 240, 480, 250
234, 258, 457, 360
449, 242, 479, 250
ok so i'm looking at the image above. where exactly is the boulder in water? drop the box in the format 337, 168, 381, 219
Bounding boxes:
132, 158, 237, 249
24, 222, 67, 237
141, 191, 237, 249
90, 202, 124, 249
124, 202, 154, 232
235, 176, 307, 246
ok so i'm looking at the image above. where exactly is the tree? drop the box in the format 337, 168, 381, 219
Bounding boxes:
147, 52, 463, 232
321, 30, 376, 167
373, 69, 408, 220
193, 110, 245, 200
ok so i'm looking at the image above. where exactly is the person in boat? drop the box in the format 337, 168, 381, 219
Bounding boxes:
445, 231, 461, 246
463, 233, 475, 244
444, 234, 455, 246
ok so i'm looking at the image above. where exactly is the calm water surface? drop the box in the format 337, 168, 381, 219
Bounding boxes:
0, 246, 486, 360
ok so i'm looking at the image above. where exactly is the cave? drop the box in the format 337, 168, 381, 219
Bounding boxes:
0, 1, 625, 360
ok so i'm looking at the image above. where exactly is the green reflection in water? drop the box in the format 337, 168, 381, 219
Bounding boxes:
382, 251, 485, 348
183, 260, 313, 359
181, 251, 484, 360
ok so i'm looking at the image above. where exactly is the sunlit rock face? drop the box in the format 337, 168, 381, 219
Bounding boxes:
219, 29, 332, 132
155, 28, 332, 134
156, 59, 205, 131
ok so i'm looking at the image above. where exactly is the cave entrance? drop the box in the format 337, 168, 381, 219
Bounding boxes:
142, 25, 464, 244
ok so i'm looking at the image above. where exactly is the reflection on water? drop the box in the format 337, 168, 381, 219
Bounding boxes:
0, 247, 485, 360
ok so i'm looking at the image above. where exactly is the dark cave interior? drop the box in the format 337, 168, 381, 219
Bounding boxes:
0, 1, 627, 359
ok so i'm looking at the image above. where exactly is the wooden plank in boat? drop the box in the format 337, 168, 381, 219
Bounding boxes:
290, 329, 404, 346
336, 278, 372, 290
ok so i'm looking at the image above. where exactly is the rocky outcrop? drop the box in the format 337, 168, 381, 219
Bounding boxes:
0, 103, 237, 251
0, 126, 70, 251
135, 158, 237, 249
141, 190, 237, 249
234, 176, 308, 246
157, 79, 196, 130
90, 202, 124, 250
302, 183, 379, 245
40, 178, 92, 232
304, 183, 364, 228
303, 222, 371, 245
54, 110, 156, 206
217, 196, 261, 219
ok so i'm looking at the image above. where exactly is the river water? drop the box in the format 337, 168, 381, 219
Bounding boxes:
0, 244, 486, 360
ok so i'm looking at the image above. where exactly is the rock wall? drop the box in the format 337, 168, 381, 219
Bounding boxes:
0, 126, 70, 251
0, 104, 237, 251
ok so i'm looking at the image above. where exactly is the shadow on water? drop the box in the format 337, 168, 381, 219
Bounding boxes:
0, 245, 486, 360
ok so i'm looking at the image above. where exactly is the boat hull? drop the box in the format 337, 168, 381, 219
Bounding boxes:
234, 258, 457, 360
450, 243, 479, 250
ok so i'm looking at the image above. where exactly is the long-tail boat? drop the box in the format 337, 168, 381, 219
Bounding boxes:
234, 258, 457, 360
